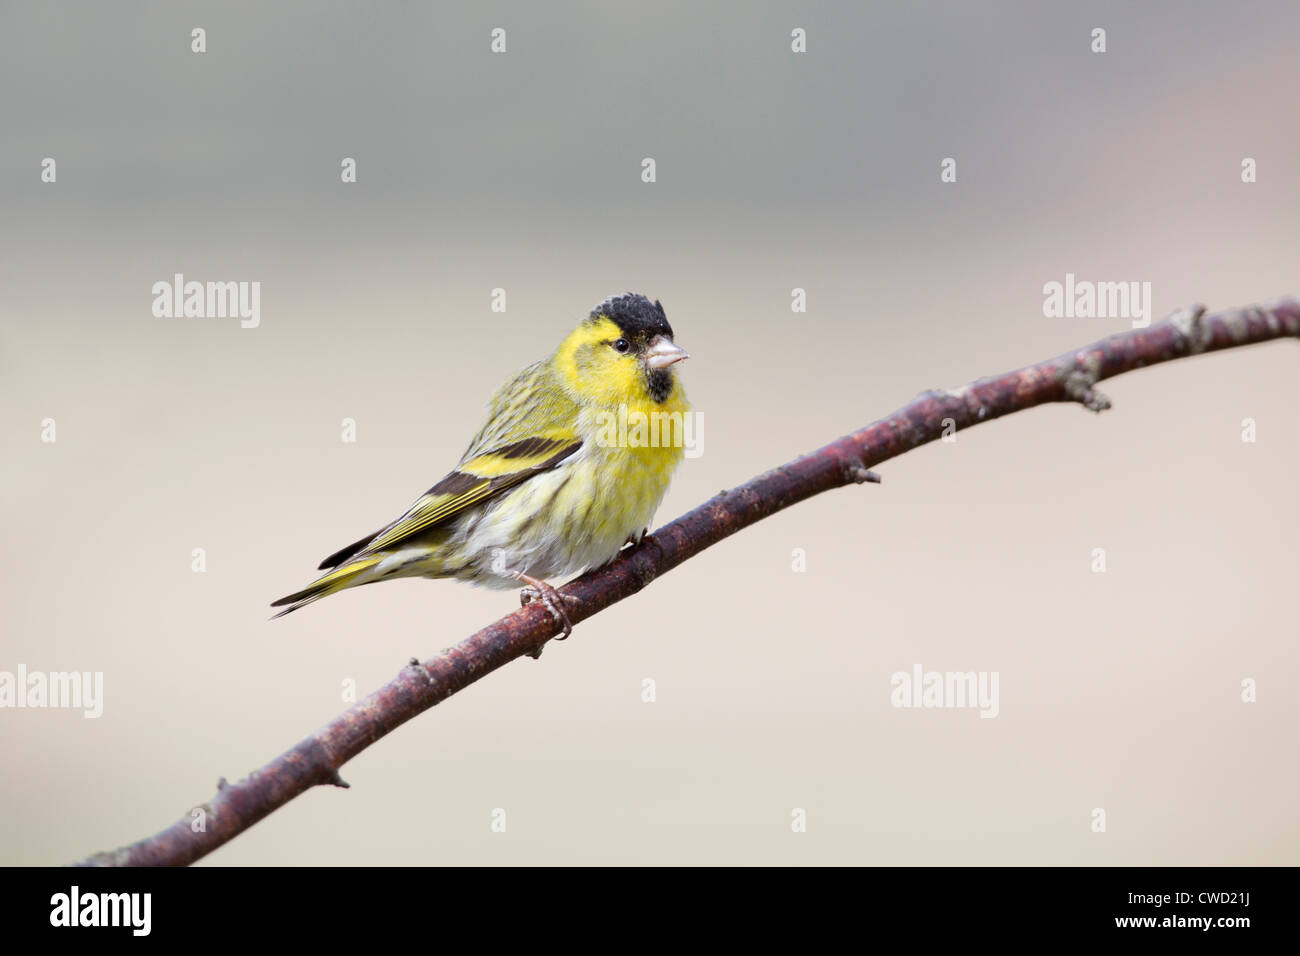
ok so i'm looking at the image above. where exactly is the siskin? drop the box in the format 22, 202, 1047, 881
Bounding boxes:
271, 292, 691, 635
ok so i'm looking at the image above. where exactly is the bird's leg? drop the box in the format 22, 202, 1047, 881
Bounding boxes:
511, 571, 580, 640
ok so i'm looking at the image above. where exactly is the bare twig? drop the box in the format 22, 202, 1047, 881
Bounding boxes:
76, 296, 1300, 866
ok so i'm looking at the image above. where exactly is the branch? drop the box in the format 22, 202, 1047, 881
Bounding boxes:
77, 296, 1299, 866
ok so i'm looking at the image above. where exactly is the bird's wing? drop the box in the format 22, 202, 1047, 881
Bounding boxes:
460, 359, 557, 459
318, 361, 583, 566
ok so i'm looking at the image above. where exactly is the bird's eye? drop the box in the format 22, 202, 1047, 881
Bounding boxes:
613, 338, 631, 353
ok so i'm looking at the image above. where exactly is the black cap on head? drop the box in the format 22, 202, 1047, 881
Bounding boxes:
590, 292, 674, 344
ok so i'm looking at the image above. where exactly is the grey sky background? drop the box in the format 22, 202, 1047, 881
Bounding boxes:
2, 2, 1297, 865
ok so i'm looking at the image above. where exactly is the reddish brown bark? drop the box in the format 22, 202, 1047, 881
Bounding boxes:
77, 296, 1300, 866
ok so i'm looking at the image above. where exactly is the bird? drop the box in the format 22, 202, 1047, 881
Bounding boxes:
270, 292, 691, 638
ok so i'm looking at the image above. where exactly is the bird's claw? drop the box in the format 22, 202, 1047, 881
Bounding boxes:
519, 583, 580, 640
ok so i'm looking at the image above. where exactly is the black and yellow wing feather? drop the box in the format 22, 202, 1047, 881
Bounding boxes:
316, 360, 583, 569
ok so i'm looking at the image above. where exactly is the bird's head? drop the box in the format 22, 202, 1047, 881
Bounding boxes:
556, 293, 689, 405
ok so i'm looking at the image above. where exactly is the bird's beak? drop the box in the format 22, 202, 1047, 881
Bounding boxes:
645, 335, 690, 370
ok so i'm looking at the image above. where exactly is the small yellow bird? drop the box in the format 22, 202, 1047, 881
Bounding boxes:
271, 293, 691, 635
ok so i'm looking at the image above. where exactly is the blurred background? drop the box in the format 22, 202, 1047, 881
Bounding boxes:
2, 1, 1297, 865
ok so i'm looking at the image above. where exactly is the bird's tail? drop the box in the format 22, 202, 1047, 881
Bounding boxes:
269, 556, 386, 619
